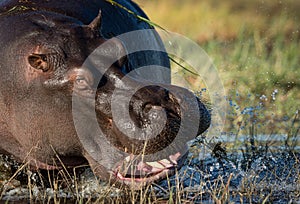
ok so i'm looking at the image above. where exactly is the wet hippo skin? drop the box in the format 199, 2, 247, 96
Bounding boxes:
0, 0, 211, 188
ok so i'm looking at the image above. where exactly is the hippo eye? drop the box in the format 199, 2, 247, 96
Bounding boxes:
28, 54, 51, 72
75, 76, 89, 90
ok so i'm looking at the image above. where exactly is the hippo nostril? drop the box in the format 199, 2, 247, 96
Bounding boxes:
143, 103, 153, 114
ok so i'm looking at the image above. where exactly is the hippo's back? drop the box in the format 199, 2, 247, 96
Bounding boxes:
0, 0, 150, 32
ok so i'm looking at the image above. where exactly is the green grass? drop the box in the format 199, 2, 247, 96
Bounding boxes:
136, 0, 300, 134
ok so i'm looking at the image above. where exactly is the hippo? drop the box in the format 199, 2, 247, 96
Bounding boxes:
0, 0, 210, 189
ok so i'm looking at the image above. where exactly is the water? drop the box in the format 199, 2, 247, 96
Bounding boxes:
156, 139, 300, 203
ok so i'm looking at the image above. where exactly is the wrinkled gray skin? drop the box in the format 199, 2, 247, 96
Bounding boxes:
0, 0, 210, 188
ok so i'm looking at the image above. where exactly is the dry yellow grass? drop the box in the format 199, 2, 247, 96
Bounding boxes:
135, 0, 299, 42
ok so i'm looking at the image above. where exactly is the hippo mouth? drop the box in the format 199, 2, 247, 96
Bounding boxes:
111, 151, 188, 187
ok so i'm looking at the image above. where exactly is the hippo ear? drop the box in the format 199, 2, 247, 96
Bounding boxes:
28, 54, 51, 72
88, 10, 102, 33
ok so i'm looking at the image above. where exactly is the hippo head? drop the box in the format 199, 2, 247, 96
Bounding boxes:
3, 11, 210, 188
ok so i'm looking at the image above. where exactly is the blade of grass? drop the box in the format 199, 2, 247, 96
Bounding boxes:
105, 0, 166, 31
169, 56, 200, 76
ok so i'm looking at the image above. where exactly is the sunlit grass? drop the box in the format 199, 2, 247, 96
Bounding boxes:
135, 0, 299, 41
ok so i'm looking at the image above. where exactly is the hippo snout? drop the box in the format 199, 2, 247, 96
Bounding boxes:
85, 65, 211, 187
100, 84, 210, 154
